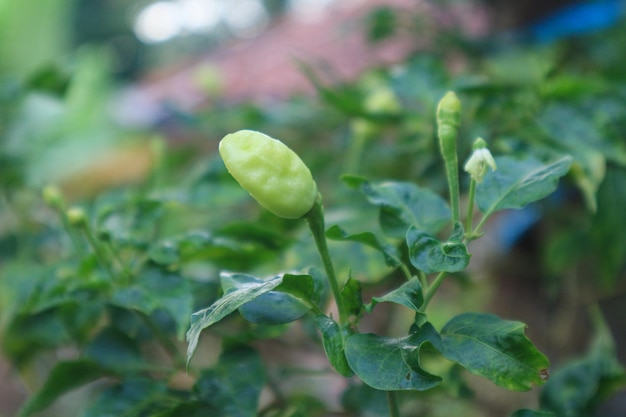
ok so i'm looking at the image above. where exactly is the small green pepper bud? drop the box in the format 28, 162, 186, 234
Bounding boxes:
436, 91, 462, 156
42, 185, 65, 210
219, 130, 318, 219
364, 86, 401, 114
66, 207, 88, 228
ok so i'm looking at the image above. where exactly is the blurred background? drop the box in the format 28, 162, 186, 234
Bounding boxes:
1, 0, 626, 416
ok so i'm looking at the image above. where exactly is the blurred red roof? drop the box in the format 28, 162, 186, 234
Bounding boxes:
116, 0, 488, 126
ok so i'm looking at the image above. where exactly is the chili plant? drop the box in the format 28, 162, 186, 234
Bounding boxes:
185, 92, 573, 417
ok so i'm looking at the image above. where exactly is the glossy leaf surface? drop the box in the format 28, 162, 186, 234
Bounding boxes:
344, 177, 451, 238
194, 346, 265, 417
366, 276, 423, 313
407, 222, 470, 273
80, 379, 175, 417
186, 273, 284, 364
476, 155, 572, 217
83, 327, 143, 372
315, 314, 353, 377
326, 224, 402, 267
112, 269, 193, 339
345, 323, 442, 391
440, 313, 550, 391
237, 272, 317, 325
341, 275, 364, 317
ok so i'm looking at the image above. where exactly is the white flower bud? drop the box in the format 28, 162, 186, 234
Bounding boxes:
464, 139, 497, 183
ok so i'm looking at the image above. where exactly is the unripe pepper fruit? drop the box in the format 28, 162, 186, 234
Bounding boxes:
435, 91, 462, 223
436, 91, 462, 162
219, 130, 318, 219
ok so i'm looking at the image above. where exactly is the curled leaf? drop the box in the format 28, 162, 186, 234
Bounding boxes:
407, 222, 470, 273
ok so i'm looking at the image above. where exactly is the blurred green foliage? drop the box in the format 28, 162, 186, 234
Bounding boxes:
0, 0, 74, 77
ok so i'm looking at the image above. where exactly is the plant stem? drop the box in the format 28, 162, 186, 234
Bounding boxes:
82, 223, 117, 280
471, 212, 490, 241
422, 272, 446, 310
465, 178, 477, 237
445, 157, 460, 224
387, 391, 400, 417
417, 270, 429, 291
63, 219, 87, 256
305, 197, 349, 326
345, 128, 367, 174
105, 240, 133, 282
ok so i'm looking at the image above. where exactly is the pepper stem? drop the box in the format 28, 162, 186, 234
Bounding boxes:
465, 178, 477, 239
445, 152, 460, 224
305, 196, 349, 326
422, 272, 447, 310
387, 391, 400, 417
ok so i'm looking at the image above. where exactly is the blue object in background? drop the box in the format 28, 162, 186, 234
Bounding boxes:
492, 207, 542, 251
485, 2, 626, 249
527, 0, 625, 43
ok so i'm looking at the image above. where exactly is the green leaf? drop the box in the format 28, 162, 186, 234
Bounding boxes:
186, 273, 284, 364
3, 310, 70, 366
306, 267, 331, 308
25, 64, 71, 95
510, 410, 555, 417
538, 104, 626, 166
83, 327, 143, 372
275, 272, 315, 300
440, 313, 550, 391
152, 402, 217, 417
80, 379, 173, 417
589, 166, 626, 284
3, 294, 103, 367
326, 224, 402, 267
539, 310, 625, 417
298, 62, 367, 116
0, 261, 107, 329
236, 273, 314, 325
19, 360, 111, 417
341, 275, 364, 317
112, 269, 193, 339
344, 323, 442, 391
569, 151, 605, 213
407, 222, 470, 273
194, 345, 265, 417
314, 314, 354, 377
345, 178, 451, 238
365, 6, 397, 42
149, 227, 286, 270
540, 357, 625, 417
149, 241, 180, 265
366, 276, 424, 313
476, 155, 572, 218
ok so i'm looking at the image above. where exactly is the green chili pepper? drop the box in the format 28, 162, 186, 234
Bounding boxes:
436, 91, 462, 223
219, 130, 318, 219
436, 91, 461, 148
